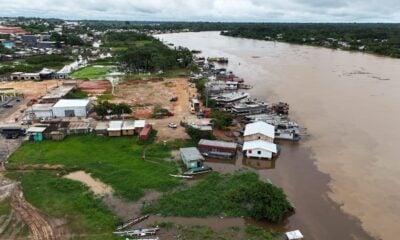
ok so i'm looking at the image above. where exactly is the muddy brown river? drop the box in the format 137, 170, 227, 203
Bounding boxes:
157, 31, 400, 240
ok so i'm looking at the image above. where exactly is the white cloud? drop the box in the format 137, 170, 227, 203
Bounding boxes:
0, 0, 399, 22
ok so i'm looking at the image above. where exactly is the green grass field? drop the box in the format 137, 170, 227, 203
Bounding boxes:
8, 134, 181, 201
6, 171, 119, 240
70, 65, 115, 79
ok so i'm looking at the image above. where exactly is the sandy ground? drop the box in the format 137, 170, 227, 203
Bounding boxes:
113, 78, 196, 141
64, 171, 112, 196
0, 80, 59, 124
158, 32, 400, 240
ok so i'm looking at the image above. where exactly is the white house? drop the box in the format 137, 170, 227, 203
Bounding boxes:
244, 121, 275, 142
243, 140, 278, 159
26, 103, 54, 119
52, 99, 91, 118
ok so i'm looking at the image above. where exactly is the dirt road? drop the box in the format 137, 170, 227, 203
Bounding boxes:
10, 185, 63, 240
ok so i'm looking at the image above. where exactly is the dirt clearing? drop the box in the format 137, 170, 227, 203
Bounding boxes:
64, 171, 112, 196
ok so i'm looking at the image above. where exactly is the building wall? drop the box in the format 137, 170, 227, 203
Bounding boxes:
28, 110, 53, 119
245, 148, 273, 159
198, 145, 236, 154
181, 154, 202, 169
108, 130, 121, 137
52, 106, 88, 117
122, 129, 134, 136
244, 133, 273, 143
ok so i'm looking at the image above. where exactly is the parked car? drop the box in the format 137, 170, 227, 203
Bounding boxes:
168, 123, 177, 128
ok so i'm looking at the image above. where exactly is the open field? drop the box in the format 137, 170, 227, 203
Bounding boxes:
70, 65, 115, 79
113, 78, 196, 141
6, 171, 119, 240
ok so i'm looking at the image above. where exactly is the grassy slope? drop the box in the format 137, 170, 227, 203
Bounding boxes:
142, 172, 255, 217
142, 171, 292, 222
6, 171, 119, 240
70, 65, 115, 79
8, 134, 180, 201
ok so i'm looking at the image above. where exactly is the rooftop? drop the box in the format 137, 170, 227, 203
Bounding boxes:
134, 120, 146, 128
244, 121, 275, 139
199, 139, 237, 149
53, 99, 91, 108
242, 140, 278, 153
180, 147, 204, 162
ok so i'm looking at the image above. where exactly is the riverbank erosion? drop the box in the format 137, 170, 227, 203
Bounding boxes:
157, 31, 400, 240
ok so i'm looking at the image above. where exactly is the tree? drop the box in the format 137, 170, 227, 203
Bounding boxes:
211, 110, 233, 129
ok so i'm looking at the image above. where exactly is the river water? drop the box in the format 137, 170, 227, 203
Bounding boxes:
157, 31, 400, 240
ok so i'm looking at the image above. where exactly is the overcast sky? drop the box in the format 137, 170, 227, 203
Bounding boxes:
1, 0, 399, 22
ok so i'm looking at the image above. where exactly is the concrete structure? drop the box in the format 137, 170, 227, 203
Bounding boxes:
243, 140, 278, 160
244, 121, 275, 142
52, 99, 91, 118
180, 147, 204, 169
26, 103, 54, 119
107, 121, 123, 137
20, 73, 41, 81
122, 121, 135, 136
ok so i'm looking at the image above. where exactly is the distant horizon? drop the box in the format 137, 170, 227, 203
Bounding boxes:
1, 16, 399, 24
1, 0, 399, 23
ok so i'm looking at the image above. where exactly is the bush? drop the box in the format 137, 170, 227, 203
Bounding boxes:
211, 110, 234, 129
186, 126, 215, 142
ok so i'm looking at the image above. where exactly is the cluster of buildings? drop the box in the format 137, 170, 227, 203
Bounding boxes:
243, 121, 279, 160
95, 120, 152, 141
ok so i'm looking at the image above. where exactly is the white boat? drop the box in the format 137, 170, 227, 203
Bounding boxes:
211, 92, 250, 105
169, 174, 194, 179
229, 100, 268, 115
275, 128, 301, 141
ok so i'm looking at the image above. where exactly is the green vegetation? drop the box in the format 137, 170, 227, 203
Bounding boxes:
70, 65, 115, 79
8, 135, 181, 201
0, 55, 72, 75
65, 88, 88, 99
211, 110, 234, 129
222, 23, 400, 58
7, 171, 119, 240
186, 126, 215, 142
142, 171, 293, 223
93, 101, 132, 118
0, 45, 13, 54
103, 31, 153, 48
245, 226, 280, 240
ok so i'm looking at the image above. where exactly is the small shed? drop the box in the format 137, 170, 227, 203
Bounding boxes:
26, 126, 47, 141
180, 147, 205, 169
243, 140, 278, 160
122, 121, 135, 136
95, 121, 108, 135
139, 124, 152, 141
134, 120, 146, 134
198, 139, 237, 159
108, 121, 123, 137
285, 230, 304, 240
50, 131, 66, 141
68, 122, 90, 135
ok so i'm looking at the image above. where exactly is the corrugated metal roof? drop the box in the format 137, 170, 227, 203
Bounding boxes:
53, 99, 90, 108
134, 120, 146, 128
180, 147, 204, 161
122, 121, 135, 130
108, 121, 123, 131
243, 140, 277, 153
244, 121, 275, 139
199, 139, 237, 149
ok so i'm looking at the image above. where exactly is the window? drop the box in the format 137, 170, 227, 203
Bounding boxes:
258, 136, 261, 139
257, 151, 261, 155
248, 150, 252, 154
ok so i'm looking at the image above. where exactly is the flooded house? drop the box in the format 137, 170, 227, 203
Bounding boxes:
180, 147, 205, 169
242, 140, 278, 160
198, 139, 237, 159
244, 121, 275, 142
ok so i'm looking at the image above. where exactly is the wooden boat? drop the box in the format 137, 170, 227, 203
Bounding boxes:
169, 174, 194, 179
116, 215, 150, 231
184, 165, 213, 175
114, 227, 159, 237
